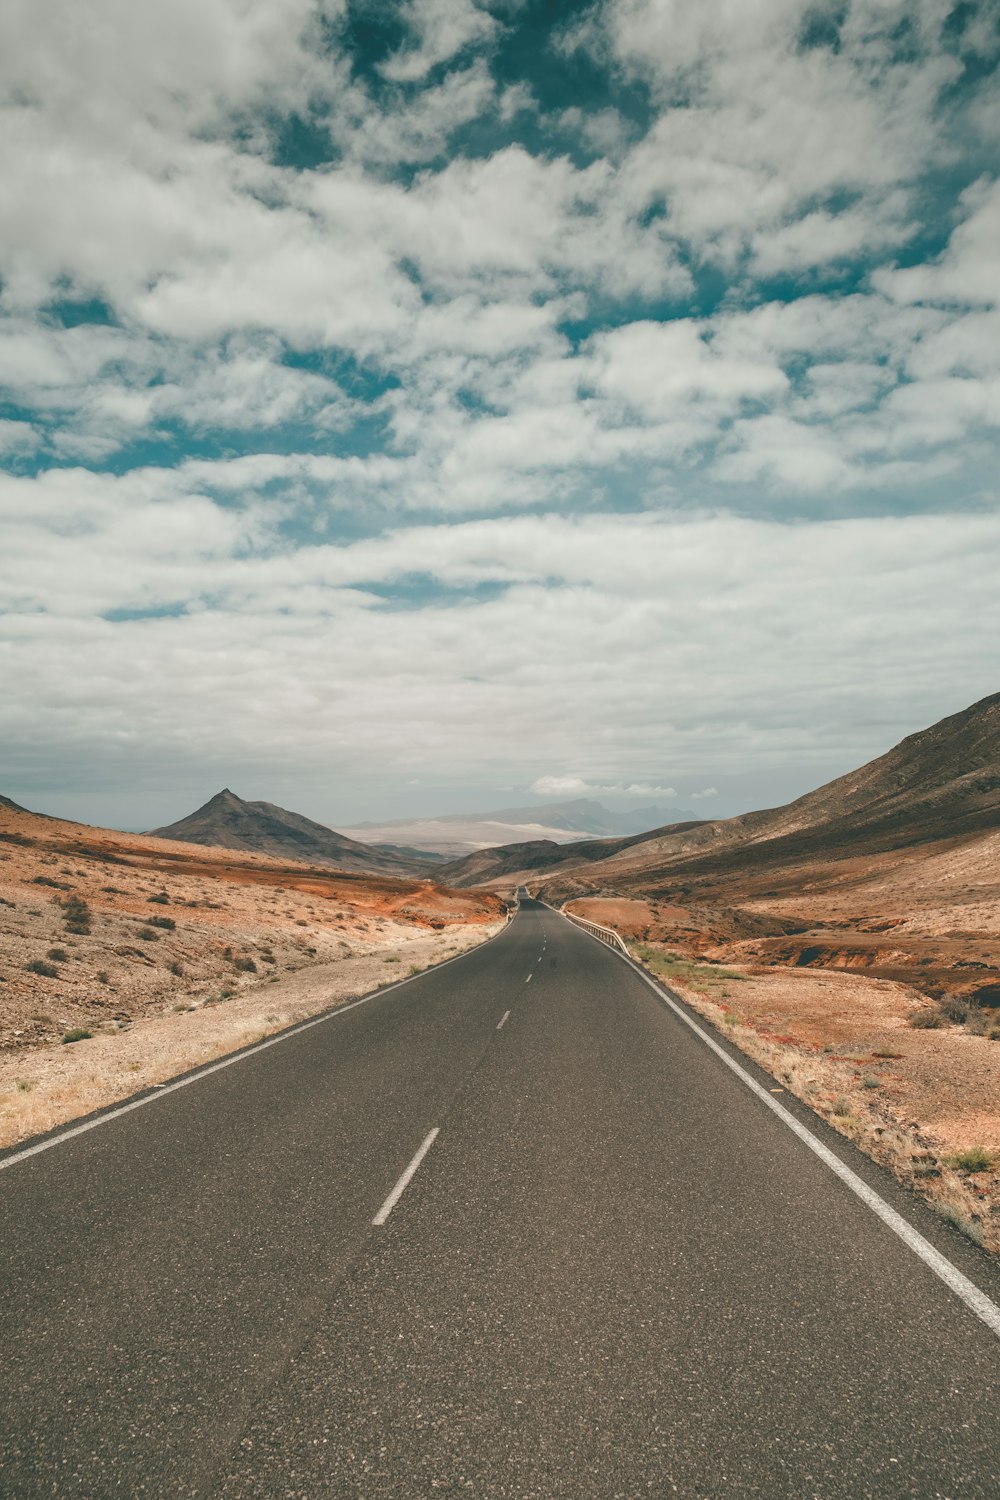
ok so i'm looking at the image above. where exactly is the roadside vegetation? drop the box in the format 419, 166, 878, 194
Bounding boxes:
631, 944, 745, 1000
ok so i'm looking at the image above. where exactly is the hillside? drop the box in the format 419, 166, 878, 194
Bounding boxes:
438, 821, 707, 888
0, 797, 504, 1146
522, 691, 1000, 901
150, 790, 430, 877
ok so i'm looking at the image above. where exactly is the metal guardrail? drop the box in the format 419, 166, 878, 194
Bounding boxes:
561, 909, 631, 956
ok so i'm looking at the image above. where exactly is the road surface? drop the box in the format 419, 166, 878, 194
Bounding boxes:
2, 898, 1000, 1497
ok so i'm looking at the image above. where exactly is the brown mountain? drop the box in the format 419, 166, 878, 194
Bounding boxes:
149, 789, 432, 877
589, 688, 1000, 890
437, 822, 706, 888
451, 691, 1000, 897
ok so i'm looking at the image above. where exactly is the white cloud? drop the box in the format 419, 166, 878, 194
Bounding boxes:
1, 0, 999, 823
606, 0, 960, 273
379, 0, 497, 83
749, 198, 916, 277
0, 418, 37, 454
4, 502, 1000, 810
875, 176, 1000, 308
530, 776, 678, 799
0, 0, 343, 135
588, 319, 788, 420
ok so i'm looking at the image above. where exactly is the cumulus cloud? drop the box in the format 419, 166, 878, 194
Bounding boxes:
379, 0, 497, 83
5, 499, 1000, 819
1, 0, 998, 822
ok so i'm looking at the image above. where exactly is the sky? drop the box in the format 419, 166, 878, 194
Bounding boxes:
1, 0, 999, 832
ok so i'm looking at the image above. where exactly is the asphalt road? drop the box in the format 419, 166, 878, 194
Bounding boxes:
2, 898, 1000, 1497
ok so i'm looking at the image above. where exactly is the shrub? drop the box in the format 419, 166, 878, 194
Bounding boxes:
26, 958, 59, 978
97, 971, 110, 984
62, 895, 91, 934
947, 1146, 995, 1174
47, 947, 69, 962
148, 892, 171, 905
168, 960, 184, 977
147, 915, 175, 930
940, 997, 970, 1025
137, 927, 160, 942
33, 875, 69, 889
832, 1095, 852, 1116
233, 956, 257, 973
909, 1007, 944, 1029
61, 1028, 92, 1044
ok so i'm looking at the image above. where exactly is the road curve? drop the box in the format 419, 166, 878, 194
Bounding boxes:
2, 898, 999, 1497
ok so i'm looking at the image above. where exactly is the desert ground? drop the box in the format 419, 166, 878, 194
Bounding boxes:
0, 804, 503, 1149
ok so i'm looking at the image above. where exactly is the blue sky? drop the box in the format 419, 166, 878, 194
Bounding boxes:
1, 0, 999, 830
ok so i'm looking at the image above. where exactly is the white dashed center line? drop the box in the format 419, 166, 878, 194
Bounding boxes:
497, 1010, 510, 1030
372, 1128, 440, 1226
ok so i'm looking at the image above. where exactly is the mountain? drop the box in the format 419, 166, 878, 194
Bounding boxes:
339, 798, 692, 856
443, 691, 1000, 895
437, 822, 707, 888
600, 689, 1000, 884
0, 794, 30, 812
149, 790, 434, 876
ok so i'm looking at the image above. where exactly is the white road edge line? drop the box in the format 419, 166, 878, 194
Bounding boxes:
0, 919, 516, 1174
566, 912, 1000, 1342
373, 1127, 440, 1226
525, 974, 532, 983
497, 1010, 511, 1030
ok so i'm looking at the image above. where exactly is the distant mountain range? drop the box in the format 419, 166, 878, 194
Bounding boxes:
14, 692, 997, 891
339, 798, 691, 856
149, 789, 432, 877
0, 790, 688, 874
438, 691, 1000, 894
